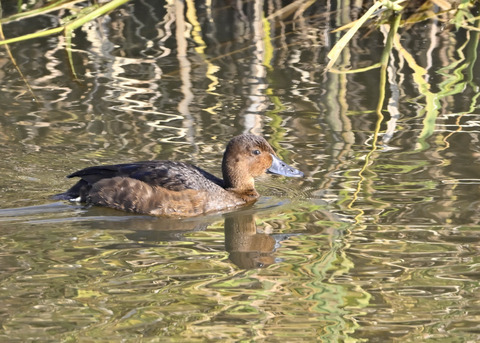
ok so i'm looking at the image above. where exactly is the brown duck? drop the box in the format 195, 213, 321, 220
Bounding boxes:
55, 134, 303, 217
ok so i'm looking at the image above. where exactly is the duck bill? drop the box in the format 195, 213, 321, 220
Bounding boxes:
267, 154, 304, 177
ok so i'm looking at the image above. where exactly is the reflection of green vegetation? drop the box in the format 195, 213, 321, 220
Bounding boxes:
326, 0, 480, 225
327, 0, 477, 72
326, 0, 480, 149
0, 0, 130, 78
0, 0, 130, 45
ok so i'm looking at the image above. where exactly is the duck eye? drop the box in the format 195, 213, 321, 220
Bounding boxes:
252, 149, 261, 155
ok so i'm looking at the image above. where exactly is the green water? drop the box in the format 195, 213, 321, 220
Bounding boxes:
1, 0, 480, 341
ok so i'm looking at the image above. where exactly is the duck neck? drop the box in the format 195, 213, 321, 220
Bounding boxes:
222, 155, 259, 201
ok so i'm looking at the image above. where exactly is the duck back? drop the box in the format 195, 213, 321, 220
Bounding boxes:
69, 161, 224, 191
55, 161, 244, 217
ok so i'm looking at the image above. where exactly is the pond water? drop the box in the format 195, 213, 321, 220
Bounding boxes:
1, 0, 480, 341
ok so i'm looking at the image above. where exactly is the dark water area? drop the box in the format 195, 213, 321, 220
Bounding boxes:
1, 0, 480, 341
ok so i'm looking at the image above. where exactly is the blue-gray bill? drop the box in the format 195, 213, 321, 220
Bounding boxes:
267, 154, 304, 177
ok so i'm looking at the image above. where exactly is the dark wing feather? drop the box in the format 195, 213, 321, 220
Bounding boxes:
124, 161, 224, 191
56, 161, 224, 201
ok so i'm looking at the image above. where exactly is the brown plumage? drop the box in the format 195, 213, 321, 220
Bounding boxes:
54, 134, 303, 217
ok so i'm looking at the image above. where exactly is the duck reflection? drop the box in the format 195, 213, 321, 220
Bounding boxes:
99, 209, 289, 269
1, 201, 298, 269
224, 213, 279, 269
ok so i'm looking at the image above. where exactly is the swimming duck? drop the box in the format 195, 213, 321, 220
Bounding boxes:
55, 134, 303, 217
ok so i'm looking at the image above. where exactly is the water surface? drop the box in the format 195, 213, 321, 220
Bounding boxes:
1, 0, 480, 341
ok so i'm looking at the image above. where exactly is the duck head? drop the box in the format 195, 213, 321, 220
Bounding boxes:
221, 134, 303, 195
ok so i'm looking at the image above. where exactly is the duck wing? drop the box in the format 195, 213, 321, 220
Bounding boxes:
68, 161, 224, 191
53, 161, 224, 201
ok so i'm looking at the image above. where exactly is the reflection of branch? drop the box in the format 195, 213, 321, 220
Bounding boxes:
394, 17, 480, 150
266, 0, 317, 21
0, 21, 38, 101
0, 0, 131, 79
65, 0, 131, 79
0, 0, 85, 24
392, 30, 440, 150
325, 0, 385, 72
174, 0, 195, 147
440, 19, 480, 151
347, 15, 401, 222
383, 23, 401, 144
0, 0, 130, 46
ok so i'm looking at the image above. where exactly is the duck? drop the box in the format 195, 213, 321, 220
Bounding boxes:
54, 134, 304, 217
